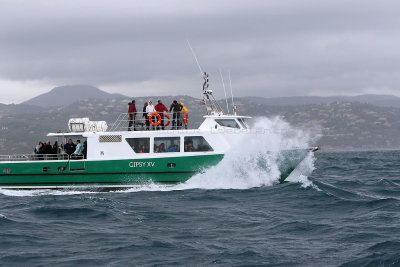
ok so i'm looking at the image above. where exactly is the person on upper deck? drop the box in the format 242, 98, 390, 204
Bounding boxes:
169, 100, 182, 130
155, 100, 168, 130
146, 101, 156, 130
128, 99, 137, 131
180, 102, 188, 129
143, 102, 149, 130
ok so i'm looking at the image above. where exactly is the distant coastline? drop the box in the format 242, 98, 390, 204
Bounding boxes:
1, 85, 400, 154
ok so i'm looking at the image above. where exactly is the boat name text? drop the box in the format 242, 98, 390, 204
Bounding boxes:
129, 161, 155, 168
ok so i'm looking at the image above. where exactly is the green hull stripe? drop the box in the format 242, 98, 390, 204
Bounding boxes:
0, 150, 311, 188
0, 154, 225, 187
0, 181, 181, 186
0, 171, 196, 177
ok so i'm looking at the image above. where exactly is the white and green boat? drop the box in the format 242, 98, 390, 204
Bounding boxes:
0, 74, 317, 189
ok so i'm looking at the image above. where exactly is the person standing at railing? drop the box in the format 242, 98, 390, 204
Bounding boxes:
34, 141, 42, 154
143, 102, 149, 130
128, 99, 137, 131
71, 140, 83, 159
169, 100, 183, 130
155, 100, 168, 130
64, 139, 76, 156
146, 101, 156, 130
44, 141, 53, 155
180, 102, 189, 129
35, 141, 45, 160
52, 141, 59, 154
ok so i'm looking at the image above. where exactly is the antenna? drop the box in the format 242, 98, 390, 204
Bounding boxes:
186, 41, 224, 115
228, 70, 237, 115
186, 40, 203, 77
219, 69, 230, 114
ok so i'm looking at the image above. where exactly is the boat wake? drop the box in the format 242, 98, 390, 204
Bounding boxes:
0, 117, 320, 197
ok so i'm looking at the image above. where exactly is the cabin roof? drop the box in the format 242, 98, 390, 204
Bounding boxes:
203, 115, 252, 119
47, 132, 87, 137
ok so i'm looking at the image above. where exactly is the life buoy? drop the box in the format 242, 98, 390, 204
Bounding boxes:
164, 114, 171, 127
149, 112, 161, 126
183, 113, 189, 125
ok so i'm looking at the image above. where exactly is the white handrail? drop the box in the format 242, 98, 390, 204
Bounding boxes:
0, 154, 70, 161
110, 112, 190, 131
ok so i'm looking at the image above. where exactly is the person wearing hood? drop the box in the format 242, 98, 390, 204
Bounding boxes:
180, 102, 189, 129
146, 101, 156, 130
128, 99, 137, 131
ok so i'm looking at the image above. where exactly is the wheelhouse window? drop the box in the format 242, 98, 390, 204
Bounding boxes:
184, 136, 213, 152
237, 118, 248, 129
215, 119, 240, 129
154, 137, 180, 153
126, 138, 150, 153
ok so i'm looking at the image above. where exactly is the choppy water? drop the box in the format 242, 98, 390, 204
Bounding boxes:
1, 119, 400, 266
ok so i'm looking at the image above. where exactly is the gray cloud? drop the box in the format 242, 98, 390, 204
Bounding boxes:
0, 0, 400, 102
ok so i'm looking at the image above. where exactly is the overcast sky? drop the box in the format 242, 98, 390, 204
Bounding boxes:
0, 0, 400, 104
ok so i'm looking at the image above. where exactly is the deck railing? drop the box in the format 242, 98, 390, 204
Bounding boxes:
110, 112, 189, 131
0, 154, 79, 162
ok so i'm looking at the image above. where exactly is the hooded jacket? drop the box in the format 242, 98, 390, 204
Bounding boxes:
180, 103, 188, 113
155, 103, 168, 113
128, 102, 137, 115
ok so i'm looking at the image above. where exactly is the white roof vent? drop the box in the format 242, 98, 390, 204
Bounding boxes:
68, 118, 108, 132
68, 118, 90, 132
89, 121, 108, 132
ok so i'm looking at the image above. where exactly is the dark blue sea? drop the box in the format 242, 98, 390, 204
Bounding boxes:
1, 151, 400, 266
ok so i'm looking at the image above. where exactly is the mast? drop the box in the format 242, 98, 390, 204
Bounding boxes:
202, 72, 224, 115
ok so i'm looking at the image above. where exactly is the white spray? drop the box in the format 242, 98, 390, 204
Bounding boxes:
0, 117, 320, 197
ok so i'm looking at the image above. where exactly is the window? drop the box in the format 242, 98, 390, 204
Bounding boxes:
154, 137, 180, 153
237, 118, 248, 129
215, 119, 240, 128
184, 136, 213, 152
126, 138, 150, 153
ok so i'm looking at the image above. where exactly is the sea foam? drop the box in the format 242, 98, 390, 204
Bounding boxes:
0, 117, 319, 196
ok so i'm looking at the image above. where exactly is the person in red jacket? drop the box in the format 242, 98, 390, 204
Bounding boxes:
155, 100, 168, 130
128, 100, 137, 131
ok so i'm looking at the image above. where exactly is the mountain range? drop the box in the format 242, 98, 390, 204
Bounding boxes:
22, 85, 127, 107
1, 85, 400, 153
14, 85, 400, 108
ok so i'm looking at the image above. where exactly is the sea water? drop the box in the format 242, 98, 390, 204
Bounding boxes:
0, 118, 399, 266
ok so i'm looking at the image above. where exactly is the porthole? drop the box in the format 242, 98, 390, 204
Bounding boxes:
58, 167, 66, 172
167, 163, 176, 168
43, 167, 51, 172
3, 168, 11, 174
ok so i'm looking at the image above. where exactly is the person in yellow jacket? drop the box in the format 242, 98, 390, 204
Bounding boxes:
180, 102, 189, 129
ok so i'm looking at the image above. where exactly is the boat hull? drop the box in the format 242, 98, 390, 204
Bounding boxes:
0, 149, 313, 189
0, 154, 224, 189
